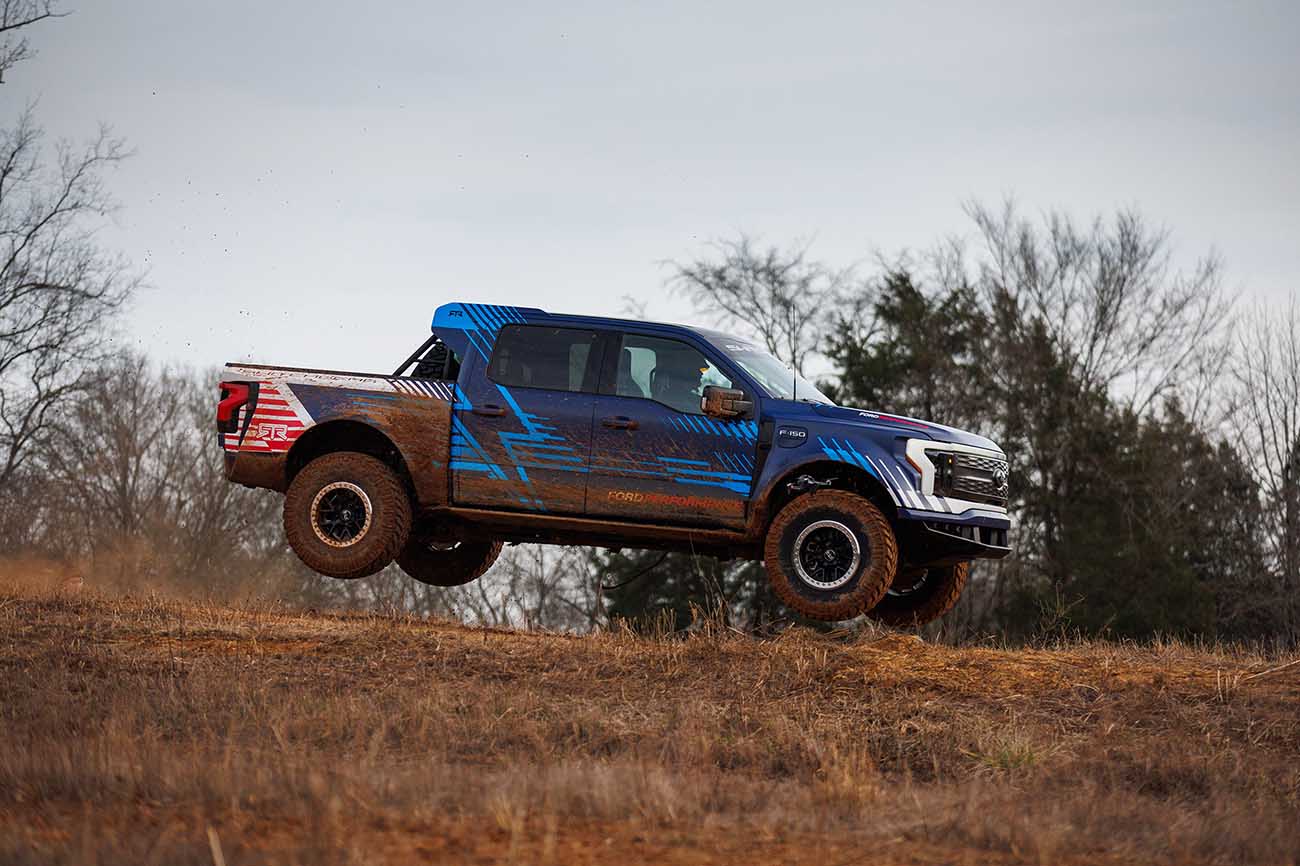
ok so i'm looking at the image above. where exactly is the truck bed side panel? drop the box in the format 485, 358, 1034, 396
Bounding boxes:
221, 365, 453, 506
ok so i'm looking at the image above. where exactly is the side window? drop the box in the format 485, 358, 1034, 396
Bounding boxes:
488, 325, 600, 392
612, 334, 732, 414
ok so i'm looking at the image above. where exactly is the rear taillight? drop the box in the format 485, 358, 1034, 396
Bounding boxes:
217, 381, 250, 425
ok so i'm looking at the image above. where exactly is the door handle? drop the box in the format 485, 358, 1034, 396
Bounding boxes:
472, 404, 507, 417
601, 415, 639, 430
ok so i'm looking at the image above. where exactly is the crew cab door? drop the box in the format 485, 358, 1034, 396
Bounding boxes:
451, 324, 603, 514
585, 331, 758, 528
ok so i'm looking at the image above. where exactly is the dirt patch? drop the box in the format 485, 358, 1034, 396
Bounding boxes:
1, 582, 1297, 864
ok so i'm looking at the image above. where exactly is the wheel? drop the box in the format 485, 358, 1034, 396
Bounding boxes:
867, 562, 970, 627
763, 490, 898, 621
283, 452, 412, 579
397, 523, 503, 587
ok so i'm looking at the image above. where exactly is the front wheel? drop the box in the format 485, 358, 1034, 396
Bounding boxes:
763, 490, 898, 621
283, 452, 412, 579
397, 524, 503, 587
866, 562, 970, 627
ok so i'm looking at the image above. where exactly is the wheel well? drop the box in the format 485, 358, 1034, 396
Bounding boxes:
763, 460, 898, 529
287, 421, 411, 487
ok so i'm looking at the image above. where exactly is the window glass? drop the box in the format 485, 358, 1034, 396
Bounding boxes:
488, 326, 599, 392
702, 331, 834, 404
613, 334, 732, 414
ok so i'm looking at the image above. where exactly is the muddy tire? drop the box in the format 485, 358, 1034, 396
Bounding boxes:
867, 562, 970, 627
283, 452, 412, 579
397, 526, 503, 587
764, 490, 898, 621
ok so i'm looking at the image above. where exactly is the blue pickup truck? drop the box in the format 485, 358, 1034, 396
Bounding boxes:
217, 302, 1011, 624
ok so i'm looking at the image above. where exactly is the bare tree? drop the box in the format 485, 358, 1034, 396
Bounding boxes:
1232, 302, 1300, 638
0, 1, 63, 83
32, 355, 294, 594
0, 108, 136, 491
667, 235, 852, 372
951, 202, 1234, 614
965, 200, 1229, 418
456, 544, 599, 630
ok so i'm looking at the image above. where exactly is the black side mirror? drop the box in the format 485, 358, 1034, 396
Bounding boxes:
701, 385, 753, 419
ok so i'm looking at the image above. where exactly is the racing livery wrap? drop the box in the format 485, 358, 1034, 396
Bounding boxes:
217, 301, 1012, 625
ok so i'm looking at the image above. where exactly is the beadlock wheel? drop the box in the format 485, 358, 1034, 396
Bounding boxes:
793, 520, 861, 590
763, 490, 898, 622
310, 482, 373, 547
283, 451, 412, 580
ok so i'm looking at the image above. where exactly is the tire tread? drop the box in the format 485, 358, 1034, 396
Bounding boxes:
283, 452, 412, 579
764, 490, 898, 621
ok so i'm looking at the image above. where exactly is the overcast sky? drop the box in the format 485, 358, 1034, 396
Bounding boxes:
11, 1, 1299, 372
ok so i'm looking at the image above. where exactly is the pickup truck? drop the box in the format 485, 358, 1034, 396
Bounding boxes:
218, 302, 1011, 624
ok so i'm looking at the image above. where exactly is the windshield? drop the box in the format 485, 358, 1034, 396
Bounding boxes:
708, 335, 835, 404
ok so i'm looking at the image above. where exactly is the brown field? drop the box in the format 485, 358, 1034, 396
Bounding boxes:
1, 575, 1298, 865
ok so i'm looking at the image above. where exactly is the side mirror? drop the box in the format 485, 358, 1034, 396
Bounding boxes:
701, 385, 753, 419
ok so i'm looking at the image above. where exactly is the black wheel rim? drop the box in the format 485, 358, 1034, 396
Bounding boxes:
311, 482, 372, 547
793, 520, 861, 590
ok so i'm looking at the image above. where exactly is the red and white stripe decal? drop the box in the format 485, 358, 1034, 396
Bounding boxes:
223, 382, 313, 454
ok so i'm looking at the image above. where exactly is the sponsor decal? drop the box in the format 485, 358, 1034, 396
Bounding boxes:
248, 422, 292, 442
222, 381, 309, 454
857, 410, 930, 429
606, 490, 738, 511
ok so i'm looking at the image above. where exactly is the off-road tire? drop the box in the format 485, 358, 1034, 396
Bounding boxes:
284, 452, 412, 579
867, 562, 970, 627
398, 528, 503, 587
764, 490, 898, 621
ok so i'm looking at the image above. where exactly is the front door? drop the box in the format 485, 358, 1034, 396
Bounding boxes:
586, 332, 758, 527
451, 324, 603, 513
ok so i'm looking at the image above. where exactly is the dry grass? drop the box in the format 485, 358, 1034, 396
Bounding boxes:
1, 574, 1298, 865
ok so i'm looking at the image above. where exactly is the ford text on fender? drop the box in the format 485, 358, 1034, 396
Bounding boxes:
217, 303, 1012, 624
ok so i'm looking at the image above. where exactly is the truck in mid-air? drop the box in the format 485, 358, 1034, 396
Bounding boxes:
217, 303, 1011, 624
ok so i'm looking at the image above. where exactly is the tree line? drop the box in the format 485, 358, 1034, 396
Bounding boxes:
629, 211, 1299, 644
1, 3, 1296, 645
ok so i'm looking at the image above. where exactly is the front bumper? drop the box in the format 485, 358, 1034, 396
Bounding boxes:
896, 509, 1012, 566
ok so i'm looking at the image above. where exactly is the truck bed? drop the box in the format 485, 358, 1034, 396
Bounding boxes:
219, 363, 455, 505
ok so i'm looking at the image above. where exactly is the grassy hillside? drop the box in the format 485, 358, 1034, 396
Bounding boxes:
1, 577, 1297, 865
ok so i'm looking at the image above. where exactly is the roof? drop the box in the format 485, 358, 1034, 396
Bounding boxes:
429, 301, 743, 362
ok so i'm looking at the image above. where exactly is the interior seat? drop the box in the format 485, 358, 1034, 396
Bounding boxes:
616, 348, 645, 398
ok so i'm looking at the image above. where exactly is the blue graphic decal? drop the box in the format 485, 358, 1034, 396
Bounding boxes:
450, 414, 507, 479
432, 302, 536, 362
589, 455, 752, 496
667, 416, 758, 443
817, 436, 879, 477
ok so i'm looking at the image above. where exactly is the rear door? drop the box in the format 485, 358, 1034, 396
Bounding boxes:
585, 331, 759, 527
451, 324, 603, 513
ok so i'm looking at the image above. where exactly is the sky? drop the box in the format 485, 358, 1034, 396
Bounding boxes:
9, 1, 1299, 373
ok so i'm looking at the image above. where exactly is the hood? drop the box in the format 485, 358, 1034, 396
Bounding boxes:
812, 404, 1002, 453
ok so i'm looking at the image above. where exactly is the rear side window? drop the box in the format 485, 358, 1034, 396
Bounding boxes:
487, 325, 600, 392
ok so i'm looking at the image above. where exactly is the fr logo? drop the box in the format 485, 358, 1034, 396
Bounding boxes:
250, 422, 291, 442
993, 465, 1009, 496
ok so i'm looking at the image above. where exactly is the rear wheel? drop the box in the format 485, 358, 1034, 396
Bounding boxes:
397, 524, 503, 587
283, 452, 412, 579
764, 490, 898, 621
867, 562, 970, 627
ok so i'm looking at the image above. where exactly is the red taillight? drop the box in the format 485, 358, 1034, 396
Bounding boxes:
217, 381, 250, 424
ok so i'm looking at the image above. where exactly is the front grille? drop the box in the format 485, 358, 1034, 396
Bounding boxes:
931, 451, 1009, 506
954, 454, 1003, 474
